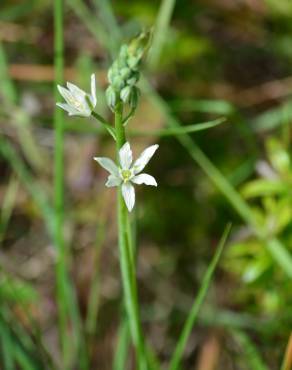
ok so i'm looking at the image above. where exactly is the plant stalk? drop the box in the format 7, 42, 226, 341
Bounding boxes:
114, 101, 147, 370
54, 0, 72, 365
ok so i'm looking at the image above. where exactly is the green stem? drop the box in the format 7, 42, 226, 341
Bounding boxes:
54, 0, 70, 364
92, 111, 116, 140
114, 102, 147, 370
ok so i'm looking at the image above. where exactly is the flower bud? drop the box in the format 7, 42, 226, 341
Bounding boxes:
111, 75, 125, 90
106, 86, 117, 109
127, 72, 140, 86
120, 85, 132, 103
128, 30, 152, 61
129, 86, 140, 110
119, 67, 131, 80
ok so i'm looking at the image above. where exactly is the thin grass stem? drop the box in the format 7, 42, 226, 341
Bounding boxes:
53, 0, 71, 364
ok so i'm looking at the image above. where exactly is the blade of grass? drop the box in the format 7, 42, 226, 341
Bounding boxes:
149, 0, 176, 67
231, 329, 269, 370
131, 118, 226, 136
113, 316, 131, 370
54, 0, 88, 367
85, 212, 106, 337
170, 99, 236, 115
67, 0, 117, 58
0, 41, 17, 103
0, 42, 46, 171
281, 333, 292, 370
168, 223, 232, 370
253, 101, 292, 132
0, 0, 35, 21
92, 0, 121, 52
0, 319, 15, 370
0, 137, 55, 238
0, 176, 18, 245
0, 307, 42, 370
63, 117, 225, 137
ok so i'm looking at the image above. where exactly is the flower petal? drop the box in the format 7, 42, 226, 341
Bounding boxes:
57, 85, 74, 105
122, 182, 135, 212
119, 142, 133, 169
66, 82, 86, 99
133, 144, 159, 174
106, 175, 122, 187
90, 74, 97, 107
94, 157, 119, 176
131, 174, 157, 186
69, 109, 91, 117
56, 102, 79, 115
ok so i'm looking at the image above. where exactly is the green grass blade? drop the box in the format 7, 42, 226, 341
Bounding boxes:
0, 41, 17, 103
170, 99, 236, 115
0, 0, 35, 21
168, 223, 232, 370
54, 0, 86, 366
149, 0, 176, 67
0, 138, 55, 238
0, 320, 15, 370
67, 0, 116, 57
92, 0, 121, 52
0, 176, 18, 245
113, 317, 131, 370
253, 101, 292, 132
231, 329, 269, 370
130, 118, 226, 137
281, 333, 292, 370
63, 118, 225, 138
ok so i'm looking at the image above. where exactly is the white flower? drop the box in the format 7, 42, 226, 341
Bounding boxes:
56, 74, 97, 117
94, 142, 159, 212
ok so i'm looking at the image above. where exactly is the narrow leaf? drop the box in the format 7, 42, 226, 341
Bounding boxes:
130, 117, 226, 137
168, 224, 232, 370
232, 329, 269, 370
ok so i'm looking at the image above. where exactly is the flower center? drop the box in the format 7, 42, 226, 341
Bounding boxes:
121, 169, 132, 182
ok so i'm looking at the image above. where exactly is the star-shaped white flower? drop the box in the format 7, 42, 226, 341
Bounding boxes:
94, 142, 159, 212
56, 74, 97, 117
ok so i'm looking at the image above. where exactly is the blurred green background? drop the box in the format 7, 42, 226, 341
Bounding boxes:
0, 0, 292, 369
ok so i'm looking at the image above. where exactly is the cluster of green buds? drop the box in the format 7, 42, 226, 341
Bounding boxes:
106, 31, 151, 112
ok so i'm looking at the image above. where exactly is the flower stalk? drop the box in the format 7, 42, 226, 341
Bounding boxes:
114, 100, 147, 370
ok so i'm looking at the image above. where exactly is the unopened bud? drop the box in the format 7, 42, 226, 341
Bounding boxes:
106, 86, 117, 110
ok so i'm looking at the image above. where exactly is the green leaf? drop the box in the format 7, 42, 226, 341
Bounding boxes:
168, 224, 232, 370
241, 179, 288, 198
171, 99, 235, 115
266, 138, 290, 174
130, 117, 226, 137
231, 329, 269, 370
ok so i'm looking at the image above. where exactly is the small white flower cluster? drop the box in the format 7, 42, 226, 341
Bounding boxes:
94, 142, 158, 212
56, 75, 159, 212
56, 74, 97, 117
